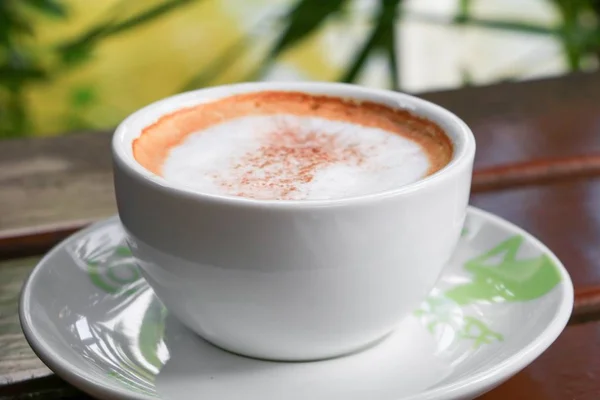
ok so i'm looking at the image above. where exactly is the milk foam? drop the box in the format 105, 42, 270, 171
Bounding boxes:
162, 115, 431, 200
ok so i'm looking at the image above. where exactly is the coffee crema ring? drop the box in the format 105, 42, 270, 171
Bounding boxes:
133, 91, 453, 200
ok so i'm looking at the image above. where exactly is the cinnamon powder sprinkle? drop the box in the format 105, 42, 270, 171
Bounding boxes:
133, 91, 454, 200
216, 127, 368, 200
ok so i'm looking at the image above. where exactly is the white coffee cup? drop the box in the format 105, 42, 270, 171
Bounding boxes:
112, 82, 475, 361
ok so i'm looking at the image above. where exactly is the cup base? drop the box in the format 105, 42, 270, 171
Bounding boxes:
194, 328, 396, 362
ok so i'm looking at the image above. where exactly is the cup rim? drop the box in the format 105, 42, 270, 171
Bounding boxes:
112, 81, 475, 209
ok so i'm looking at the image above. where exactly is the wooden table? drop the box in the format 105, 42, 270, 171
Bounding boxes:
2, 72, 600, 399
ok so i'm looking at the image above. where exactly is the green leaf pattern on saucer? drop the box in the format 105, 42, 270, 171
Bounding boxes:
446, 236, 562, 304
75, 218, 561, 395
415, 234, 561, 349
85, 245, 142, 296
70, 228, 166, 397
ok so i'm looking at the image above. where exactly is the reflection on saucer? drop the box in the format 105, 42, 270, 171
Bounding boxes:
157, 315, 451, 400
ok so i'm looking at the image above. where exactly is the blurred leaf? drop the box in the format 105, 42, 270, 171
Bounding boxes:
0, 7, 33, 44
459, 66, 474, 86
267, 0, 348, 60
340, 27, 378, 83
1, 90, 28, 138
70, 85, 96, 108
340, 0, 401, 85
0, 65, 46, 85
554, 0, 580, 63
0, 11, 11, 44
23, 0, 68, 18
108, 0, 195, 36
9, 16, 34, 36
553, 0, 600, 70
57, 0, 197, 67
384, 0, 402, 89
583, 29, 600, 50
387, 29, 399, 90
455, 0, 473, 22
57, 22, 110, 65
181, 36, 249, 91
59, 40, 95, 66
0, 49, 48, 87
411, 12, 556, 35
590, 0, 600, 16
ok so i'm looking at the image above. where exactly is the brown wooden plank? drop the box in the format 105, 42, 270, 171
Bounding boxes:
572, 286, 600, 324
1, 72, 599, 236
2, 153, 600, 261
0, 375, 86, 399
471, 179, 600, 289
421, 71, 600, 168
480, 321, 600, 399
472, 154, 600, 192
0, 132, 115, 233
0, 221, 93, 261
0, 257, 49, 386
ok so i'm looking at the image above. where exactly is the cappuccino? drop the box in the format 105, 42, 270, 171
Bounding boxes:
133, 91, 452, 200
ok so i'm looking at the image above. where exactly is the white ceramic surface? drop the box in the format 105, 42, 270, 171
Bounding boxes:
20, 207, 573, 400
112, 82, 476, 360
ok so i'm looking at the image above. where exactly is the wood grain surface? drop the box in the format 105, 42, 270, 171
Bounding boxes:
0, 132, 114, 232
2, 72, 600, 233
0, 258, 49, 386
470, 179, 600, 288
2, 72, 600, 399
480, 321, 600, 400
422, 71, 600, 168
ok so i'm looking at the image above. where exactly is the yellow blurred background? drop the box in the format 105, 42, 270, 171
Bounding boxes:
2, 0, 593, 138
8, 0, 365, 137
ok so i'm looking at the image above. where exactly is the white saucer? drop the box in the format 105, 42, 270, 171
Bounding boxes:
20, 207, 573, 400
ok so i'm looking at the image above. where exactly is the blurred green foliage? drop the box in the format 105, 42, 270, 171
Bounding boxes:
1, 0, 600, 138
